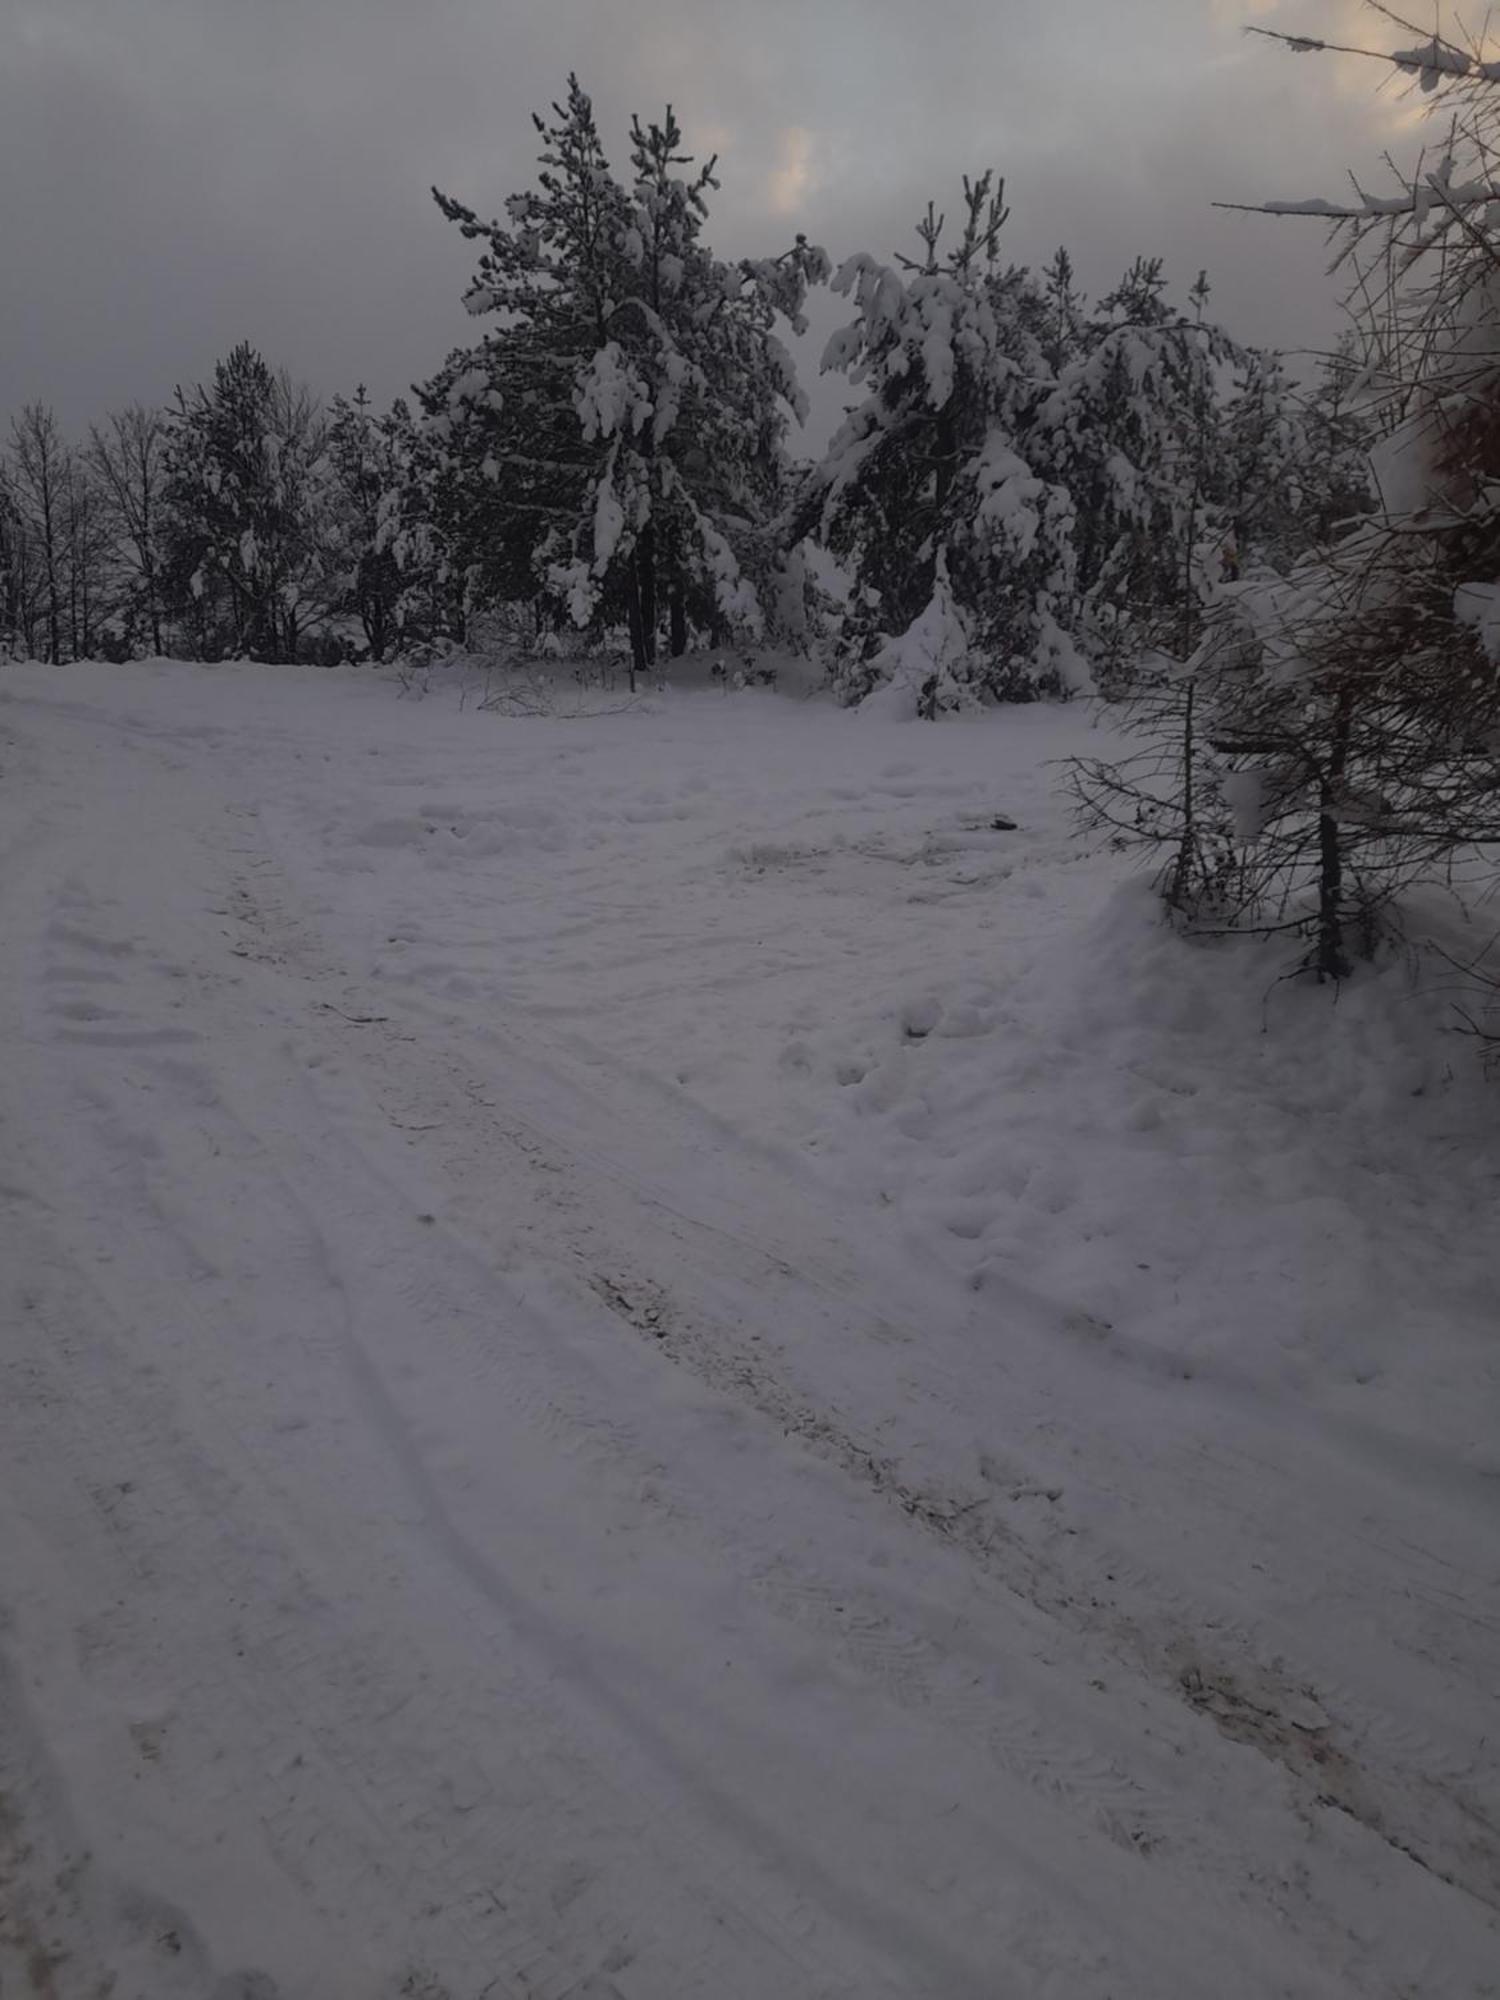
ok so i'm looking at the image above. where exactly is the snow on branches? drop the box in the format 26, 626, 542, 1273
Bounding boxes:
428, 78, 829, 680
802, 190, 1299, 709
1075, 6, 1500, 983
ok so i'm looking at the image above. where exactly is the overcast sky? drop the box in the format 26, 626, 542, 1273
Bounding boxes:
4, 0, 1423, 441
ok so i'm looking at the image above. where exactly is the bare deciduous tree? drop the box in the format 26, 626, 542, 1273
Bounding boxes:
7, 404, 70, 663
87, 406, 169, 656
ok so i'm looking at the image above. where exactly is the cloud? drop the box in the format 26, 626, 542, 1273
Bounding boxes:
0, 0, 1467, 431
764, 128, 819, 218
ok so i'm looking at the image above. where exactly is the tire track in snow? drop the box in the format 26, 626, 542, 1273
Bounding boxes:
283, 918, 1500, 1975
247, 960, 1500, 1997
2, 1144, 917, 2000
0, 796, 1033, 1995
0, 735, 931, 1996
3, 680, 1497, 1998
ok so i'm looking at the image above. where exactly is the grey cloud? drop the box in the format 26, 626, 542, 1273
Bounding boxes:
2, 0, 1420, 433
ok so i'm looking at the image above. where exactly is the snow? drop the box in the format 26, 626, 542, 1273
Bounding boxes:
1390, 40, 1473, 89
1, 658, 1497, 1999
446, 368, 491, 409
591, 456, 627, 572
973, 433, 1050, 554
916, 286, 957, 410
1455, 579, 1500, 661
1262, 198, 1351, 218
1221, 763, 1271, 842
857, 563, 973, 719
575, 342, 649, 444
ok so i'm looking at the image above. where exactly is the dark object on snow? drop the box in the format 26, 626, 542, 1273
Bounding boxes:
712, 656, 778, 690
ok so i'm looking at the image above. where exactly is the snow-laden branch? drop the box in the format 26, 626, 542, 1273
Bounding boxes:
1247, 23, 1500, 89
1218, 161, 1499, 225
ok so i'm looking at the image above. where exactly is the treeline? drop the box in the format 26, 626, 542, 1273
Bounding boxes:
0, 373, 431, 669
0, 76, 1370, 703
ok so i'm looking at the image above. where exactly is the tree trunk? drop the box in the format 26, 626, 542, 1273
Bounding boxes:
43, 500, 60, 665
1316, 690, 1354, 981
1315, 803, 1347, 981
636, 526, 657, 669
668, 584, 687, 660
625, 575, 646, 692
143, 484, 163, 655
1168, 677, 1197, 911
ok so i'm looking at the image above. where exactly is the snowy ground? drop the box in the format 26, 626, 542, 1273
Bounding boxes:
0, 656, 1496, 2000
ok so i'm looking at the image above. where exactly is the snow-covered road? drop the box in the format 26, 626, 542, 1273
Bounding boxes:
1, 662, 1496, 1998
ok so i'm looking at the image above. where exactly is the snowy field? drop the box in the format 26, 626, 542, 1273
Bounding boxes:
1, 657, 1497, 2000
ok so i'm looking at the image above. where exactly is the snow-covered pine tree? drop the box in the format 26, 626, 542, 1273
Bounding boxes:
805, 177, 1080, 711
604, 109, 828, 663
426, 76, 617, 643
1039, 246, 1088, 379
1219, 348, 1305, 575
1077, 8, 1500, 984
1217, 343, 1373, 577
363, 394, 460, 655
1031, 261, 1243, 686
322, 387, 420, 662
415, 328, 587, 642
431, 78, 825, 681
535, 100, 737, 675
1294, 337, 1376, 547
162, 345, 331, 662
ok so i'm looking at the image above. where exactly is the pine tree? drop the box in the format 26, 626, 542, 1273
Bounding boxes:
322, 387, 414, 661
605, 109, 827, 662
1076, 12, 1500, 984
806, 177, 1079, 710
1219, 349, 1303, 574
426, 78, 620, 644
1201, 15, 1500, 980
162, 345, 330, 661
1295, 338, 1376, 548
1216, 344, 1374, 578
1039, 246, 1088, 378
431, 77, 826, 681
1032, 262, 1243, 683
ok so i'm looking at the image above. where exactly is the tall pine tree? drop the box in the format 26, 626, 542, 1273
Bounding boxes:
430, 78, 826, 679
